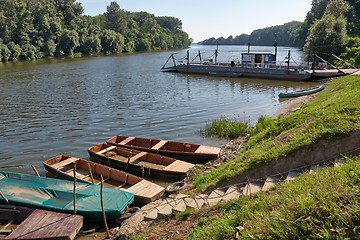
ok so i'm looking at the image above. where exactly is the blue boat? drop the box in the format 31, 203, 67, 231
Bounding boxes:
0, 171, 134, 221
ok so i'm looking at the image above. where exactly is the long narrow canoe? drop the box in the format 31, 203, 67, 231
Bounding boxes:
88, 144, 195, 179
278, 84, 325, 98
106, 136, 221, 163
43, 155, 165, 203
0, 171, 134, 221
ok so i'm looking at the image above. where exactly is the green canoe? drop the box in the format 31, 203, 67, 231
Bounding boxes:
278, 84, 326, 98
0, 171, 134, 221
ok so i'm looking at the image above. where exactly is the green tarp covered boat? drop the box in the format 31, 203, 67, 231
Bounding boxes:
0, 171, 134, 221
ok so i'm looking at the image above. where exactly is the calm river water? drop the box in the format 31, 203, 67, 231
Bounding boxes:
0, 44, 317, 176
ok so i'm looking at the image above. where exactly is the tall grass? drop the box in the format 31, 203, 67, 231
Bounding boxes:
202, 117, 252, 139
202, 115, 274, 139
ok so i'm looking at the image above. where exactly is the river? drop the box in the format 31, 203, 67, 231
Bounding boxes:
0, 44, 317, 176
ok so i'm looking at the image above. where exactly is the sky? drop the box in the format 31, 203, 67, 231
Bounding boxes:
77, 0, 312, 43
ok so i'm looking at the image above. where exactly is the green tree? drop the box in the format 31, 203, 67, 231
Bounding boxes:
295, 0, 328, 47
0, 0, 191, 61
100, 29, 124, 53
339, 37, 360, 66
43, 39, 57, 57
104, 1, 128, 35
7, 41, 21, 60
58, 29, 79, 55
346, 0, 360, 35
304, 0, 349, 60
0, 40, 11, 61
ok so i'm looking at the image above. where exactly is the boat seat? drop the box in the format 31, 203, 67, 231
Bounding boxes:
163, 161, 194, 172
151, 140, 167, 150
51, 157, 79, 169
195, 145, 221, 155
97, 146, 116, 155
118, 137, 135, 145
129, 152, 147, 163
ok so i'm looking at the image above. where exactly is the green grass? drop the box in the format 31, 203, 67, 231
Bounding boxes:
202, 117, 252, 139
201, 115, 274, 139
188, 156, 360, 239
193, 75, 360, 191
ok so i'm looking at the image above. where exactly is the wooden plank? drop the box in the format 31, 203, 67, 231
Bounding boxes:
5, 209, 83, 240
194, 145, 221, 155
129, 152, 147, 163
163, 161, 194, 172
151, 140, 167, 150
50, 157, 79, 169
127, 180, 165, 201
118, 136, 135, 145
97, 146, 116, 155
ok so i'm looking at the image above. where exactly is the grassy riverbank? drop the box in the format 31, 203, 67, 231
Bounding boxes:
188, 156, 360, 239
193, 75, 360, 191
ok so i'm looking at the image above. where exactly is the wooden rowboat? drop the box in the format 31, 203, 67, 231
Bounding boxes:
88, 144, 195, 179
0, 171, 134, 221
278, 84, 325, 98
106, 136, 221, 163
43, 155, 165, 203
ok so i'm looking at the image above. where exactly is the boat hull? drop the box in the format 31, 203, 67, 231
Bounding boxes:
163, 64, 356, 81
163, 64, 312, 81
278, 84, 325, 98
88, 144, 194, 179
106, 136, 221, 163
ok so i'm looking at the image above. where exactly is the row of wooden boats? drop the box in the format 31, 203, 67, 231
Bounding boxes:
0, 136, 221, 224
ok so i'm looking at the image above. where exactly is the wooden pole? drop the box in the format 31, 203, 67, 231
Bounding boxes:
31, 165, 40, 177
88, 163, 94, 184
0, 191, 10, 205
100, 175, 111, 239
73, 164, 77, 215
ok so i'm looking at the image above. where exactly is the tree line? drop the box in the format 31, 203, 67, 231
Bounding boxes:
0, 0, 191, 62
199, 21, 302, 47
200, 0, 360, 66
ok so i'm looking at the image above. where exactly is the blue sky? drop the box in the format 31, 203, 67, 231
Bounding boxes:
77, 0, 312, 42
